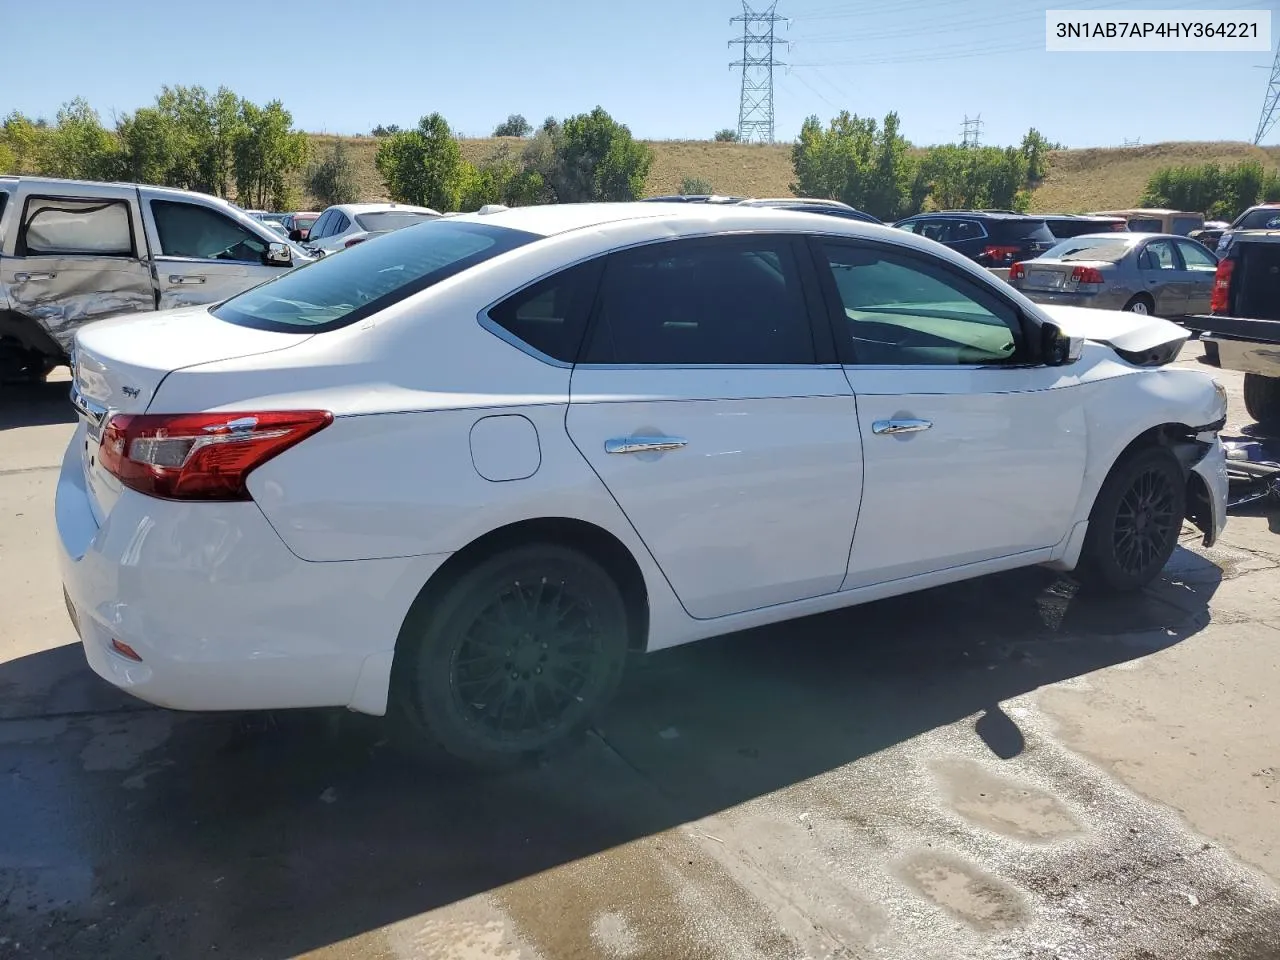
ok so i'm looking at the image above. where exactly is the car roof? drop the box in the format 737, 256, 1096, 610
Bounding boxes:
330, 202, 440, 215
908, 211, 1045, 220
446, 201, 909, 240
1065, 232, 1170, 241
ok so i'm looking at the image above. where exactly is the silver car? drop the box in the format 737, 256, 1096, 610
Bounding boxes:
1008, 232, 1219, 318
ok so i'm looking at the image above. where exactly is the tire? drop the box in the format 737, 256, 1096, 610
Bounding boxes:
0, 339, 56, 385
394, 544, 630, 770
1077, 446, 1186, 593
1122, 294, 1154, 316
1243, 373, 1280, 430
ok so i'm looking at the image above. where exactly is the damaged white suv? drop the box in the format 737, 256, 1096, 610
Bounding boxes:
57, 203, 1228, 767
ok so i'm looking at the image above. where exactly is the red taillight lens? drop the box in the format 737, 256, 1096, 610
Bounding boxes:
982, 245, 1021, 263
1009, 262, 1026, 280
99, 410, 333, 501
1070, 265, 1105, 285
344, 237, 366, 248
1211, 257, 1234, 313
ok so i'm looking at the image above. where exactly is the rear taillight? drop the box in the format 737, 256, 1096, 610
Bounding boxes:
1211, 257, 1234, 313
1070, 266, 1105, 285
981, 245, 1021, 264
99, 410, 332, 501
1009, 262, 1027, 280
344, 237, 366, 248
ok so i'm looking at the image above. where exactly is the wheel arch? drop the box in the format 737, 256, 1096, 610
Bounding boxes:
388, 516, 652, 698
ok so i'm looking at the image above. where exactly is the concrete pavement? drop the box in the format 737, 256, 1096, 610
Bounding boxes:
1, 351, 1278, 959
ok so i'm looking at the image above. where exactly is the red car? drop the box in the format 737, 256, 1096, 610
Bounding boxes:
285, 211, 320, 241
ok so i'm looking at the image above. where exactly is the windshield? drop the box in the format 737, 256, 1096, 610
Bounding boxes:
212, 220, 539, 333
1232, 207, 1280, 230
354, 210, 439, 232
1042, 237, 1133, 262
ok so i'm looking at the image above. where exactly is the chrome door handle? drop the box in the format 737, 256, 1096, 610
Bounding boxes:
605, 436, 688, 455
872, 418, 932, 436
13, 272, 55, 282
168, 275, 206, 284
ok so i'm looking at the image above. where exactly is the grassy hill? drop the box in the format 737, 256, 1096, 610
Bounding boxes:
302, 134, 1280, 215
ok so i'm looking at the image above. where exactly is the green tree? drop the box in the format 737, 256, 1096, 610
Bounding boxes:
116, 106, 184, 185
492, 113, 532, 138
0, 141, 14, 174
307, 140, 360, 206
1020, 128, 1060, 183
714, 128, 739, 142
0, 112, 50, 173
234, 100, 309, 209
374, 112, 466, 210
790, 111, 916, 220
545, 106, 653, 202
680, 175, 714, 195
43, 98, 120, 180
371, 123, 401, 137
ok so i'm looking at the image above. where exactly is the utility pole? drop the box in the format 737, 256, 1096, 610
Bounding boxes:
1255, 38, 1280, 143
730, 3, 786, 143
961, 114, 984, 149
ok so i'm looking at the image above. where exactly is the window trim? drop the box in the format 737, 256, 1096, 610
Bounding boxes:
574, 233, 831, 369
16, 194, 139, 259
806, 235, 1040, 369
148, 198, 270, 265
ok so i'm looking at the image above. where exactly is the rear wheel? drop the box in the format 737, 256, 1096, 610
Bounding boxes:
1243, 373, 1280, 430
395, 544, 630, 769
1077, 446, 1185, 593
1122, 294, 1154, 316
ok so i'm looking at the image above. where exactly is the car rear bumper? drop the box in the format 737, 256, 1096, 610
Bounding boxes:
55, 425, 447, 716
1016, 289, 1131, 310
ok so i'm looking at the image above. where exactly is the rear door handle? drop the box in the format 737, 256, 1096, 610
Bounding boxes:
168, 275, 206, 284
605, 436, 688, 454
13, 272, 55, 282
872, 418, 932, 436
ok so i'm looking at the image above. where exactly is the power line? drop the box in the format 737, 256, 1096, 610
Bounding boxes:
730, 2, 788, 143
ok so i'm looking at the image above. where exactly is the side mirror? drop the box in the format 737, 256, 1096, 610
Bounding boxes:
264, 241, 293, 267
1041, 322, 1083, 366
288, 229, 303, 242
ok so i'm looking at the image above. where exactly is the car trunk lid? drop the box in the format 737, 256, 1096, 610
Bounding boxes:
71, 306, 314, 521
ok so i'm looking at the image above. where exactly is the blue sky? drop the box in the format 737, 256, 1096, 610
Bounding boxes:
5, 0, 1277, 148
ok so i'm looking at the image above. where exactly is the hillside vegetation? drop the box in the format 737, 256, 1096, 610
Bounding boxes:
303, 134, 1280, 215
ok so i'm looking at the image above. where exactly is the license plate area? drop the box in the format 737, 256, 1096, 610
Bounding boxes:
1025, 269, 1065, 291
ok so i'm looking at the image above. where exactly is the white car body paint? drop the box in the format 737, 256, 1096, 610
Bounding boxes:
56, 203, 1229, 717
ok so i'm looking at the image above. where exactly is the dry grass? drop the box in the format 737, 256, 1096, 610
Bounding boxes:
300, 134, 1280, 214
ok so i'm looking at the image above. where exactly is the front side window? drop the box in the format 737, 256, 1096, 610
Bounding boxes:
1176, 239, 1218, 271
151, 200, 268, 262
19, 197, 133, 257
820, 241, 1022, 366
213, 220, 538, 333
894, 220, 920, 234
582, 237, 816, 365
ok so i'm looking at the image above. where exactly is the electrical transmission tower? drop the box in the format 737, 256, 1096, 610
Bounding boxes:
1255, 39, 1280, 144
730, 3, 786, 144
961, 114, 984, 149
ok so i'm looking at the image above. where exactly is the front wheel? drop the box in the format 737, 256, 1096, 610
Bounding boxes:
1077, 446, 1186, 593
395, 544, 630, 769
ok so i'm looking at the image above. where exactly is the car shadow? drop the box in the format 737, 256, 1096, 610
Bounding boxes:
0, 378, 76, 429
0, 550, 1223, 959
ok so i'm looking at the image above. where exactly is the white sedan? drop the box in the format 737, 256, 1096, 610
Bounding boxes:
300, 202, 440, 254
57, 203, 1228, 767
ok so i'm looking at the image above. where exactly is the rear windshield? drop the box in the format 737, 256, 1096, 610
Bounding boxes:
1042, 237, 1133, 262
212, 220, 539, 333
990, 219, 1054, 242
1231, 207, 1280, 230
354, 210, 438, 232
1128, 218, 1162, 232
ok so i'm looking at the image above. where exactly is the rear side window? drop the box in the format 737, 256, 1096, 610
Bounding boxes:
213, 220, 539, 333
582, 237, 816, 365
1171, 216, 1202, 236
487, 262, 601, 363
950, 220, 985, 241
18, 197, 134, 257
